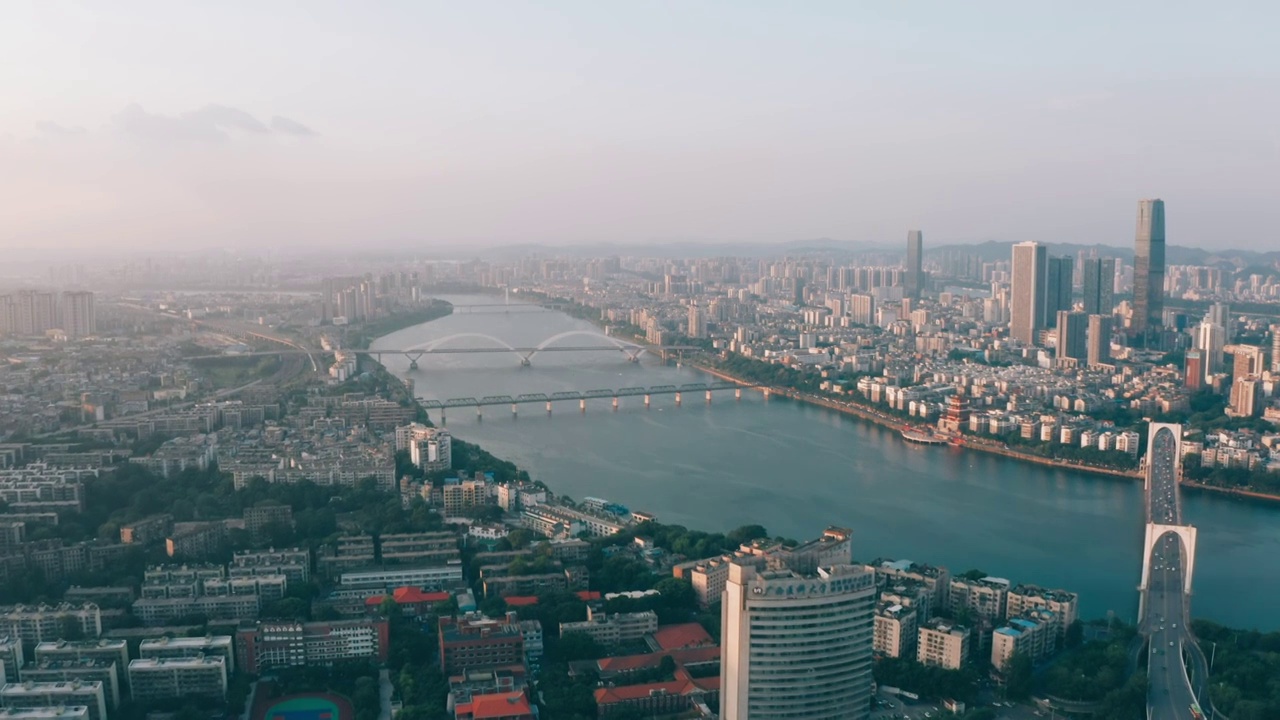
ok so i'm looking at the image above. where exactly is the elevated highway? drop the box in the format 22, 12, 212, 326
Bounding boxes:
1139, 423, 1211, 720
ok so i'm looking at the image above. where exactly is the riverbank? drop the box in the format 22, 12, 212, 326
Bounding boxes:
693, 362, 1146, 482
348, 301, 454, 349
694, 362, 1280, 507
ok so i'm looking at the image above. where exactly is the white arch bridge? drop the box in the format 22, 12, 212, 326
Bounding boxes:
187, 331, 699, 368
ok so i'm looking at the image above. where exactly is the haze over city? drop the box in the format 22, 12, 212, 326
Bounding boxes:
4, 1, 1280, 253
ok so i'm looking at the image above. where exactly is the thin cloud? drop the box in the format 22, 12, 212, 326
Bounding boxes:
109, 103, 310, 143
36, 121, 88, 136
271, 116, 317, 136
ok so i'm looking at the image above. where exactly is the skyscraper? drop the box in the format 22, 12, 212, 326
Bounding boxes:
1056, 311, 1088, 363
1184, 350, 1204, 391
905, 230, 924, 300
1271, 325, 1280, 373
1208, 302, 1232, 342
1010, 242, 1047, 345
1132, 199, 1166, 334
1228, 346, 1265, 417
1087, 314, 1113, 368
1194, 319, 1225, 379
722, 561, 876, 720
1082, 258, 1116, 316
1045, 257, 1074, 327
687, 304, 707, 339
61, 291, 96, 338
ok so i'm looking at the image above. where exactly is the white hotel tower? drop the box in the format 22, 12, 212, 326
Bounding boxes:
721, 539, 876, 720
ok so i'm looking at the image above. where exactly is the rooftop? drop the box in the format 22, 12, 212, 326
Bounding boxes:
456, 691, 532, 719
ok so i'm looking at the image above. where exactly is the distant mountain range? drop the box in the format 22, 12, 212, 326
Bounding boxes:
481, 239, 1280, 271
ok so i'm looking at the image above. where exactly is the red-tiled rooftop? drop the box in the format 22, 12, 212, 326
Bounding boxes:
596, 646, 721, 673
364, 587, 450, 607
594, 680, 698, 704
651, 623, 713, 650
457, 691, 533, 719
576, 590, 601, 601
502, 595, 539, 607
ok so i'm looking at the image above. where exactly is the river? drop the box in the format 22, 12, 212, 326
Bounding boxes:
371, 295, 1280, 630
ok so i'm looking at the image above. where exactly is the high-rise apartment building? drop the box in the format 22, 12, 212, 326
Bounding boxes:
1195, 319, 1226, 379
1010, 242, 1047, 345
917, 618, 970, 670
127, 657, 227, 702
1209, 302, 1232, 342
1045, 257, 1073, 326
59, 293, 95, 338
1087, 314, 1113, 368
1184, 350, 1204, 391
1081, 258, 1116, 316
1272, 325, 1280, 373
905, 230, 924, 300
0, 681, 109, 720
1132, 199, 1166, 334
687, 304, 707, 339
1056, 311, 1088, 363
721, 561, 876, 720
1229, 346, 1266, 418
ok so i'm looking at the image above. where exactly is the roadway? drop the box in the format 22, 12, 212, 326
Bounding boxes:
1143, 427, 1201, 720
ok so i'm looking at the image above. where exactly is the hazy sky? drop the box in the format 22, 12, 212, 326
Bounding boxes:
3, 1, 1279, 253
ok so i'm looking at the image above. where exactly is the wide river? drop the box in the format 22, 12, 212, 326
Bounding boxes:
372, 295, 1280, 630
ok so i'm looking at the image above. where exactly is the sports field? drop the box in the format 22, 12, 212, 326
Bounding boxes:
255, 692, 355, 720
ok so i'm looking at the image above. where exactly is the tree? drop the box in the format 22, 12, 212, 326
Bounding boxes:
555, 631, 605, 662
1064, 619, 1084, 649
1005, 651, 1033, 700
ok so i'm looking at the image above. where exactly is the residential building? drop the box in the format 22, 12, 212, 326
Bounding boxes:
873, 602, 917, 659
991, 610, 1058, 672
1010, 242, 1047, 345
59, 293, 96, 339
0, 681, 108, 720
119, 515, 173, 545
559, 608, 658, 647
1087, 314, 1113, 368
905, 230, 924, 300
30, 645, 126, 687
139, 636, 235, 674
235, 619, 390, 674
379, 532, 460, 565
17, 660, 119, 711
127, 657, 227, 702
339, 564, 463, 591
0, 606, 101, 644
1081, 258, 1116, 316
164, 523, 227, 560
1005, 585, 1077, 640
396, 424, 452, 473
438, 614, 525, 675
721, 562, 876, 720
1056, 311, 1088, 363
0, 708, 88, 720
229, 548, 311, 584
0, 640, 20, 684
918, 618, 970, 670
948, 576, 1010, 625
243, 505, 293, 542
873, 560, 951, 612
1045, 257, 1073, 326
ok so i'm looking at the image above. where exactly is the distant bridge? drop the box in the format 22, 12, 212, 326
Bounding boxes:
423, 380, 766, 421
188, 330, 699, 368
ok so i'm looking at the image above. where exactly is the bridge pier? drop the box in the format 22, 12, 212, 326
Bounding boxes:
675, 392, 682, 406
612, 397, 619, 411
408, 359, 418, 370
520, 357, 531, 367
644, 394, 651, 409
546, 401, 552, 415
440, 409, 446, 425
706, 390, 712, 404
735, 388, 742, 400
579, 399, 586, 413
511, 404, 518, 418
476, 406, 482, 421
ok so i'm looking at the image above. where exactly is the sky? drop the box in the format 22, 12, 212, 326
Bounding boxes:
2, 1, 1279, 253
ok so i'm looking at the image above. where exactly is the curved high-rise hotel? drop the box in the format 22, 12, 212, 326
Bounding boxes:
721, 533, 876, 720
